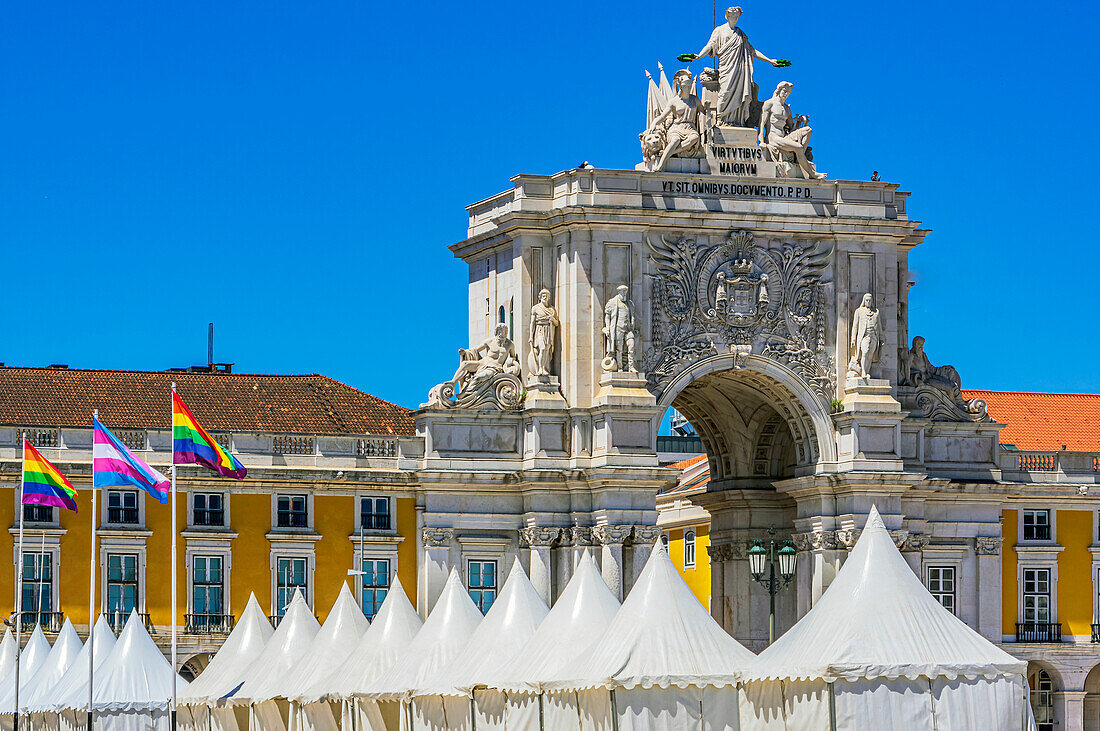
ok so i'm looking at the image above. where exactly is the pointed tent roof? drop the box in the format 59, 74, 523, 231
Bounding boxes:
277, 583, 368, 701
310, 576, 422, 703
0, 631, 18, 689
36, 616, 116, 713
489, 550, 621, 694
81, 610, 189, 712
226, 590, 320, 705
364, 568, 483, 701
415, 559, 550, 698
745, 506, 1027, 683
0, 626, 52, 713
178, 593, 274, 706
15, 620, 82, 713
545, 541, 756, 692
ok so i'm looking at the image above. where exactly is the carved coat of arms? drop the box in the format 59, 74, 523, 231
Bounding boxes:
643, 230, 835, 401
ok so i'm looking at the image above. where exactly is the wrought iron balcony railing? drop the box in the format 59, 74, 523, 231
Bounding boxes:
184, 613, 236, 634
1015, 622, 1061, 643
17, 611, 64, 633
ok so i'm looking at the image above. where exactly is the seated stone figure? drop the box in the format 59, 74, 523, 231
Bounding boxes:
758, 81, 826, 180
449, 323, 521, 394
905, 336, 961, 392
641, 69, 707, 172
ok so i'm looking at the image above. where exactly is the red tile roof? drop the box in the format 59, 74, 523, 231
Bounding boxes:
0, 367, 414, 436
964, 390, 1100, 452
669, 454, 707, 471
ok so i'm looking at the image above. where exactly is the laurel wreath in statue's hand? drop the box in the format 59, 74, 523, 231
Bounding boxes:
775, 59, 792, 67
676, 53, 698, 63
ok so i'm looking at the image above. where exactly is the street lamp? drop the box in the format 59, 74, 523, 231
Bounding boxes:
747, 530, 797, 645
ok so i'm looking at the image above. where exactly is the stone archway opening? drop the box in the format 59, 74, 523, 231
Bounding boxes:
1028, 661, 1061, 731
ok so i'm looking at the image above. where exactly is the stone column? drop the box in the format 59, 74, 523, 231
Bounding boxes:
420, 527, 454, 617
975, 537, 1004, 643
627, 526, 661, 596
520, 527, 561, 606
593, 525, 633, 600
1057, 690, 1086, 731
707, 544, 734, 628
793, 530, 844, 615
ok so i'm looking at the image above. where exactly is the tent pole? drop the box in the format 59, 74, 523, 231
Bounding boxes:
469, 692, 476, 731
827, 682, 836, 731
609, 689, 619, 731
537, 692, 544, 731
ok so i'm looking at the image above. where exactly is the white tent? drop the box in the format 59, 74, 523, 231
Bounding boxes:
225, 591, 320, 731
0, 624, 52, 725
488, 550, 621, 729
544, 541, 756, 731
57, 610, 190, 731
286, 584, 370, 731
14, 620, 82, 715
177, 593, 273, 731
308, 576, 422, 731
363, 568, 483, 729
739, 505, 1030, 731
0, 632, 16, 689
412, 559, 550, 731
31, 616, 116, 716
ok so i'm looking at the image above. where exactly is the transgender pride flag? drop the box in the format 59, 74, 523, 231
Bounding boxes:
93, 416, 170, 503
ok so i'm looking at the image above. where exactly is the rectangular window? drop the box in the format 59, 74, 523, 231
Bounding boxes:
684, 529, 697, 569
106, 490, 139, 525
276, 495, 308, 528
21, 552, 53, 622
360, 497, 391, 531
1022, 568, 1051, 624
468, 559, 497, 614
22, 503, 55, 523
275, 557, 308, 616
927, 566, 956, 615
1022, 510, 1051, 541
360, 558, 390, 620
192, 556, 224, 627
106, 553, 139, 616
193, 493, 225, 527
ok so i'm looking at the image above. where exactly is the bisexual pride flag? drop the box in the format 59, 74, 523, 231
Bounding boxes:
173, 392, 246, 479
93, 416, 170, 503
22, 440, 78, 512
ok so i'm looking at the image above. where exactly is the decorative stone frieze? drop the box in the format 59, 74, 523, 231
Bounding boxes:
792, 530, 838, 551
901, 533, 931, 552
889, 530, 909, 549
707, 542, 747, 562
569, 526, 593, 546
975, 536, 1004, 556
633, 526, 663, 544
592, 525, 634, 546
421, 527, 454, 548
519, 526, 562, 548
835, 528, 860, 548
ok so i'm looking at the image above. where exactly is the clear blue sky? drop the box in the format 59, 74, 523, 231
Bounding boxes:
3, 1, 1098, 410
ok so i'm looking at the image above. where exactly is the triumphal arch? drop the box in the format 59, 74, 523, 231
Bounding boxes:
413, 6, 1003, 649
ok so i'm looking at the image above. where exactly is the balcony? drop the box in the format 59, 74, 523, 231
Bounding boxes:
106, 508, 140, 525
106, 612, 152, 634
1015, 622, 1062, 643
359, 513, 392, 531
17, 611, 63, 633
184, 613, 235, 634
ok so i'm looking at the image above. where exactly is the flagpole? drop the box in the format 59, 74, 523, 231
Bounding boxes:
15, 439, 26, 731
170, 384, 178, 731
89, 410, 98, 731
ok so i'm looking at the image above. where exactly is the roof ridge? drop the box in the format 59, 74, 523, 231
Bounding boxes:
963, 389, 1100, 398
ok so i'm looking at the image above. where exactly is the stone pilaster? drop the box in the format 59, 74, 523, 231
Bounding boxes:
592, 525, 633, 600
975, 536, 1004, 642
630, 526, 662, 594
520, 526, 561, 605
420, 527, 454, 616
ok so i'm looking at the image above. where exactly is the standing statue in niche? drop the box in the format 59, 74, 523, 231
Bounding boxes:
602, 285, 638, 373
694, 6, 783, 127
759, 82, 827, 180
528, 288, 559, 377
847, 293, 884, 382
642, 69, 707, 172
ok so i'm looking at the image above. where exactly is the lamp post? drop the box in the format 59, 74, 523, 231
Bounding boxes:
746, 529, 797, 645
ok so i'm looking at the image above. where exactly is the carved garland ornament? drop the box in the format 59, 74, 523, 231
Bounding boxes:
643, 230, 835, 401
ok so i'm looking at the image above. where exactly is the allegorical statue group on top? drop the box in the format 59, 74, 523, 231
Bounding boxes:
639, 6, 825, 179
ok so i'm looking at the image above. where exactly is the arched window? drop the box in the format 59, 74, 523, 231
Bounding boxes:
498, 305, 506, 325
684, 529, 697, 569
1030, 668, 1054, 731
661, 532, 669, 549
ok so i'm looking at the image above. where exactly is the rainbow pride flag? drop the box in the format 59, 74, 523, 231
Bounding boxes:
22, 440, 77, 512
94, 417, 170, 503
173, 392, 246, 479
